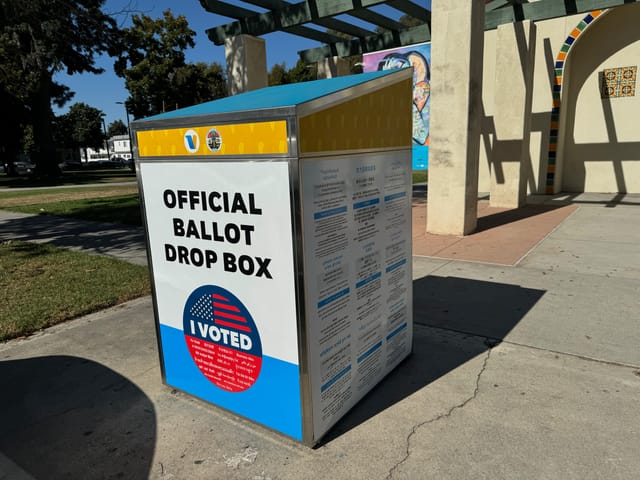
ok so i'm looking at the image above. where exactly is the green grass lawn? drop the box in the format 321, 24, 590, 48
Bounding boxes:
8, 194, 143, 226
0, 183, 148, 340
0, 168, 136, 189
0, 240, 151, 341
412, 170, 428, 184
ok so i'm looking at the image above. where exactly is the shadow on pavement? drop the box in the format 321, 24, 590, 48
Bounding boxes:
542, 193, 640, 207
476, 204, 569, 232
0, 356, 156, 479
0, 215, 146, 264
321, 276, 545, 444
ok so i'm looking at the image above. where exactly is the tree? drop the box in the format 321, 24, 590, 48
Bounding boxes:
56, 102, 106, 162
0, 87, 29, 174
171, 62, 227, 108
267, 60, 316, 86
115, 10, 226, 120
288, 59, 317, 83
0, 0, 120, 176
268, 62, 289, 86
107, 119, 128, 137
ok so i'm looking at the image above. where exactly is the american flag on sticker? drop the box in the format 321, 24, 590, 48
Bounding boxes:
190, 293, 253, 334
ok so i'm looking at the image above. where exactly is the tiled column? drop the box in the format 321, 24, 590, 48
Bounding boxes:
427, 0, 485, 235
317, 56, 351, 79
490, 20, 536, 208
225, 34, 268, 96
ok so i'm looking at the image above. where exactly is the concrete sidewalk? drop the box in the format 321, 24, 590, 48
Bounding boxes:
0, 211, 147, 266
1, 195, 639, 479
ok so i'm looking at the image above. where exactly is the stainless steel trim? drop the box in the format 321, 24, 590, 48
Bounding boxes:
134, 148, 168, 385
285, 117, 316, 446
134, 154, 292, 162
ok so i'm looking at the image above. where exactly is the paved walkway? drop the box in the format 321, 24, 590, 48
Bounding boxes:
0, 211, 147, 266
1, 193, 639, 479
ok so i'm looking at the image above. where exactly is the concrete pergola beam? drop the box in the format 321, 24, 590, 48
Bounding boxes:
484, 0, 640, 29
202, 0, 394, 45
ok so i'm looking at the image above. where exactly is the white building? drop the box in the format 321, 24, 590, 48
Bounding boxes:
79, 134, 132, 163
109, 134, 133, 161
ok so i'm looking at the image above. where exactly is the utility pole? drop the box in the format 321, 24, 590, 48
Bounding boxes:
116, 101, 134, 170
102, 117, 111, 161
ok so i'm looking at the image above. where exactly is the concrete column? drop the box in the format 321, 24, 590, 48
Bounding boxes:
427, 0, 485, 236
225, 34, 268, 96
317, 56, 351, 79
490, 20, 536, 208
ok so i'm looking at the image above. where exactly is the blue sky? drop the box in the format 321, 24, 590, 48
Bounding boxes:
54, 0, 430, 126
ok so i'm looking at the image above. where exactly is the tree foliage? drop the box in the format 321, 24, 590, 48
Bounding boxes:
268, 62, 289, 86
0, 0, 120, 175
107, 119, 128, 137
268, 59, 317, 86
55, 102, 106, 161
288, 59, 318, 83
115, 10, 227, 119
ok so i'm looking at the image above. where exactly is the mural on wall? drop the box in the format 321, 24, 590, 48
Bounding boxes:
363, 42, 431, 171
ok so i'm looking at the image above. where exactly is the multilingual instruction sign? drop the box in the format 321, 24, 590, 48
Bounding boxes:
300, 151, 413, 439
139, 161, 302, 440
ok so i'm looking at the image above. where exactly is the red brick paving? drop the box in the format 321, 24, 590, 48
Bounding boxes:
412, 197, 577, 265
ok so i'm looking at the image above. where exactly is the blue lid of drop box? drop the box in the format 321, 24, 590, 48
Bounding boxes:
143, 69, 404, 121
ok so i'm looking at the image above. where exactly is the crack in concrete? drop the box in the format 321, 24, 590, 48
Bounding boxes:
385, 339, 496, 480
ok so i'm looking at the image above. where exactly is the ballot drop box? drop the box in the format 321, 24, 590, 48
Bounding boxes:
133, 68, 414, 445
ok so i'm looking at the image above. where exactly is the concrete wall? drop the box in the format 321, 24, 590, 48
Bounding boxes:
480, 14, 584, 194
561, 4, 640, 193
480, 6, 640, 194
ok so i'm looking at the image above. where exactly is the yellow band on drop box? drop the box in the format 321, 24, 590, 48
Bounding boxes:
136, 120, 288, 157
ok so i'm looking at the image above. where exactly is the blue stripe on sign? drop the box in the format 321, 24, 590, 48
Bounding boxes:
357, 341, 382, 364
384, 191, 406, 202
386, 322, 408, 341
353, 198, 380, 210
314, 206, 347, 220
321, 365, 352, 393
318, 288, 350, 309
159, 324, 302, 440
386, 258, 407, 273
186, 136, 196, 149
356, 272, 381, 289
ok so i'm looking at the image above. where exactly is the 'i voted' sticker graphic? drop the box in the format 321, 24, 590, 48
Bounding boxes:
183, 285, 262, 392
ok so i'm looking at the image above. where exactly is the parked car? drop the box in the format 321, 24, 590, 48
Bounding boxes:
110, 156, 127, 167
59, 160, 83, 171
11, 160, 35, 176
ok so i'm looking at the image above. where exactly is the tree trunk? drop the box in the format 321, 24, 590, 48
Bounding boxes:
31, 72, 60, 178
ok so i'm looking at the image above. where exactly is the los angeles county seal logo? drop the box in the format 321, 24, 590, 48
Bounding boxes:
206, 128, 222, 152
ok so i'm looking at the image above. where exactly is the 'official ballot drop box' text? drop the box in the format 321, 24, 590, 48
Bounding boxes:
133, 68, 414, 446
